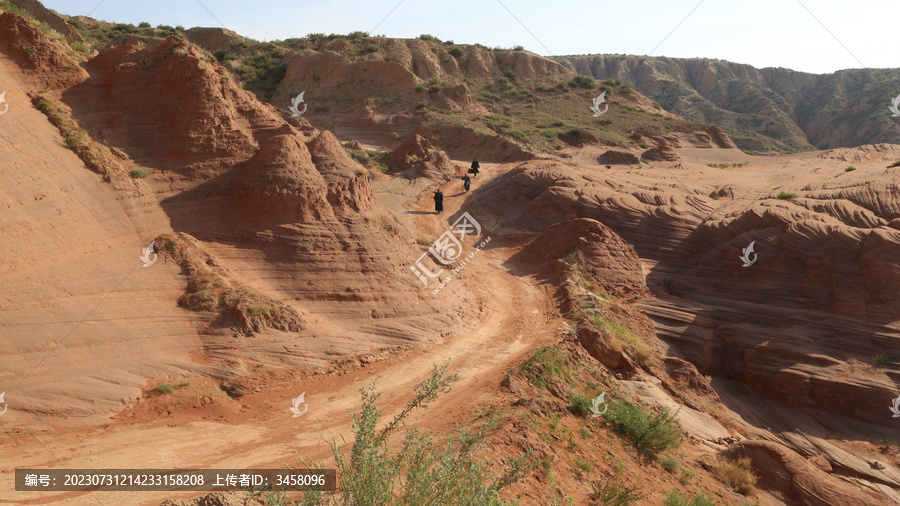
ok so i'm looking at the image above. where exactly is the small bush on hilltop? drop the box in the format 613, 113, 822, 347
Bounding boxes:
776, 191, 797, 199
570, 74, 595, 89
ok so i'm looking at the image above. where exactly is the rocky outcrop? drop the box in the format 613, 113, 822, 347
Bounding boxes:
184, 27, 242, 53
8, 0, 83, 42
522, 218, 650, 301
0, 12, 87, 88
384, 133, 458, 181
719, 440, 875, 505
598, 150, 640, 165
642, 139, 681, 161
66, 36, 285, 178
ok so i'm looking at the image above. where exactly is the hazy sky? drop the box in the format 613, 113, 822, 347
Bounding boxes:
41, 0, 892, 74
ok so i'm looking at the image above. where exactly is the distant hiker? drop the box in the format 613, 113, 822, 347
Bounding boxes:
462, 174, 471, 192
434, 190, 444, 214
468, 157, 480, 177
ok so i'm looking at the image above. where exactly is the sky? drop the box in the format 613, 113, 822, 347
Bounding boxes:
40, 0, 894, 74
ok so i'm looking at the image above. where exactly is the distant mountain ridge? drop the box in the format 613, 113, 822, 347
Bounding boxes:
557, 54, 900, 154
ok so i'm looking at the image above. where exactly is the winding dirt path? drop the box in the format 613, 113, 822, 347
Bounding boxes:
0, 165, 563, 505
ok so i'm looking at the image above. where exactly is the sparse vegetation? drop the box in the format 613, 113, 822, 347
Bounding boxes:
130, 169, 149, 179
889, 160, 900, 168
874, 352, 890, 364
776, 191, 798, 200
276, 361, 533, 504
601, 399, 682, 457
845, 166, 856, 172
663, 491, 715, 506
520, 346, 573, 389
156, 383, 175, 394
592, 479, 642, 505
448, 46, 463, 57
363, 44, 379, 53
708, 162, 748, 169
660, 456, 679, 473
714, 456, 757, 495
570, 74, 596, 89
566, 392, 593, 417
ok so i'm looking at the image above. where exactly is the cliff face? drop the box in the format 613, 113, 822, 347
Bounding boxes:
558, 55, 900, 153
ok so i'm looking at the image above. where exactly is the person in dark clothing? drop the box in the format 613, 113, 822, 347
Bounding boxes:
468, 157, 480, 177
462, 174, 471, 192
434, 190, 444, 214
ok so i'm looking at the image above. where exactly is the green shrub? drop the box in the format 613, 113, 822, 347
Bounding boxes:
156, 383, 174, 394
419, 34, 441, 42
348, 30, 368, 39
888, 160, 900, 168
663, 491, 715, 506
660, 456, 679, 472
70, 41, 89, 54
776, 191, 797, 199
574, 458, 593, 473
138, 21, 151, 28
506, 130, 526, 139
449, 47, 463, 57
34, 98, 52, 112
874, 353, 890, 364
177, 380, 191, 388
364, 44, 379, 53
566, 393, 593, 417
593, 479, 642, 505
621, 82, 634, 94
521, 346, 573, 388
601, 399, 682, 456
497, 77, 513, 91
845, 166, 856, 172
571, 73, 596, 89
504, 70, 517, 82
287, 361, 533, 504
130, 169, 149, 179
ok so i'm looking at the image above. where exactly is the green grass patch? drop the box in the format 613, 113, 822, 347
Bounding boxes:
592, 479, 642, 505
663, 491, 715, 506
156, 383, 175, 394
601, 399, 682, 457
776, 191, 798, 200
129, 169, 149, 179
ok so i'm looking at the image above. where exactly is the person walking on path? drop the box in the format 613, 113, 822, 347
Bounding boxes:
462, 174, 471, 192
468, 157, 480, 177
434, 189, 444, 214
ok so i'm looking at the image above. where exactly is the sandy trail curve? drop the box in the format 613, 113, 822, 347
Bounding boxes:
0, 162, 563, 506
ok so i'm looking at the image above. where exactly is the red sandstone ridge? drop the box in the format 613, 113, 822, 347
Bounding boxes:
0, 12, 87, 88
65, 36, 286, 179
